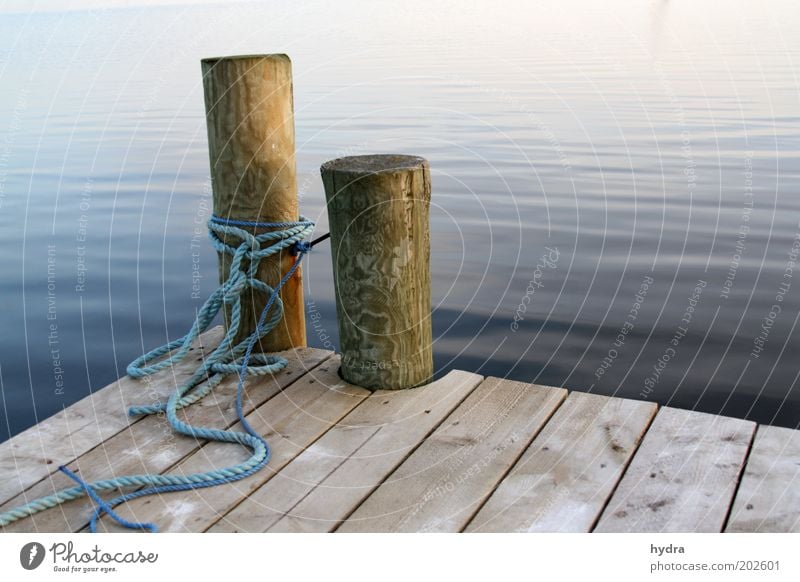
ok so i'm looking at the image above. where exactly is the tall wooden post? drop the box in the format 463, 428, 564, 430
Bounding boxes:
201, 54, 305, 351
321, 154, 433, 389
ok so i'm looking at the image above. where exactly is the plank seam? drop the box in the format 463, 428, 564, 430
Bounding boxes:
593, 409, 756, 533
457, 385, 570, 533
77, 352, 336, 533
720, 423, 759, 533
588, 403, 660, 532
202, 376, 381, 532
266, 426, 383, 532
5, 351, 333, 533
0, 329, 222, 507
331, 375, 483, 532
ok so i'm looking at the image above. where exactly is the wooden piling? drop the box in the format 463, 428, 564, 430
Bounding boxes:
201, 54, 305, 351
321, 154, 433, 389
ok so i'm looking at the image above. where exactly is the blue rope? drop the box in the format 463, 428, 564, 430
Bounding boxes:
59, 466, 157, 533
0, 215, 315, 532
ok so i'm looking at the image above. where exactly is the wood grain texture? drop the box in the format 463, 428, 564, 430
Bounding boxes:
1, 341, 331, 532
337, 377, 567, 532
595, 407, 755, 532
208, 370, 482, 533
466, 392, 657, 532
0, 326, 224, 508
95, 357, 368, 532
202, 54, 305, 351
321, 154, 432, 389
726, 424, 800, 532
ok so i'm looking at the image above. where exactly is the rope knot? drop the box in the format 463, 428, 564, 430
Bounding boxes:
0, 214, 317, 533
292, 241, 312, 255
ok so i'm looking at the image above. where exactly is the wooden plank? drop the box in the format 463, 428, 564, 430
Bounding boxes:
337, 377, 566, 532
208, 370, 483, 533
0, 326, 224, 508
726, 424, 800, 532
1, 345, 332, 532
95, 357, 369, 532
595, 407, 755, 532
466, 391, 656, 533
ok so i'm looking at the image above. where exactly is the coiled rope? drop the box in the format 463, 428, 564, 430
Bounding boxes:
0, 215, 315, 532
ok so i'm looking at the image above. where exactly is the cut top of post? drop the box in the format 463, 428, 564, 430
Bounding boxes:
321, 154, 427, 177
201, 53, 291, 66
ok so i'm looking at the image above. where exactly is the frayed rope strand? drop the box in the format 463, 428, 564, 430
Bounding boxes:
0, 216, 315, 531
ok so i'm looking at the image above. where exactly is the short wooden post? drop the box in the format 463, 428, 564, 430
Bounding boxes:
201, 54, 305, 351
321, 155, 433, 389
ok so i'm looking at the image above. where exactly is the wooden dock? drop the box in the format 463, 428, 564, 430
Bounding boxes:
1, 326, 798, 533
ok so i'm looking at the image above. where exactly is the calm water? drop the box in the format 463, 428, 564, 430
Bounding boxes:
1, 0, 799, 441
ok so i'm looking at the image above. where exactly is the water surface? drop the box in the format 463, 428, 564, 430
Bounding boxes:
2, 0, 799, 440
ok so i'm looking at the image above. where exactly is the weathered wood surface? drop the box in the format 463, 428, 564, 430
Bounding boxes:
202, 54, 305, 351
595, 407, 755, 533
209, 370, 482, 533
726, 425, 800, 532
1, 329, 331, 532
0, 327, 225, 508
96, 357, 367, 532
321, 154, 432, 390
4, 325, 800, 533
466, 392, 657, 533
338, 378, 566, 532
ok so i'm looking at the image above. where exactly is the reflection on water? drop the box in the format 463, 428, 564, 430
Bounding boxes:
1, 0, 799, 440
